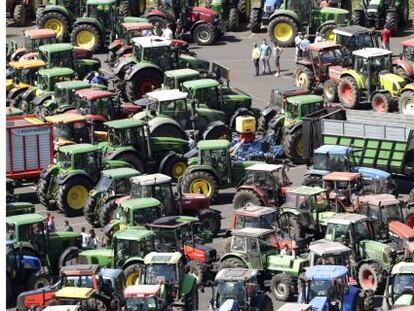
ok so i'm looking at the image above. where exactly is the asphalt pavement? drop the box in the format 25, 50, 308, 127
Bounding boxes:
6, 20, 414, 311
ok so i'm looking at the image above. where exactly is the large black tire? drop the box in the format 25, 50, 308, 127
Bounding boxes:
294, 65, 315, 91
6, 275, 13, 306
37, 11, 69, 42
124, 263, 143, 287
398, 90, 414, 115
357, 262, 383, 293
233, 189, 262, 209
202, 122, 232, 140
58, 246, 80, 269
193, 23, 217, 45
99, 199, 118, 227
25, 271, 51, 291
282, 128, 306, 165
56, 175, 93, 216
362, 290, 374, 311
126, 69, 163, 101
188, 260, 204, 285
386, 10, 399, 35
181, 171, 219, 203
148, 16, 167, 36
198, 209, 221, 236
36, 7, 45, 22
249, 8, 261, 32
70, 24, 102, 52
84, 197, 100, 227
237, 0, 250, 22
267, 16, 298, 47
219, 257, 247, 269
150, 124, 186, 139
270, 273, 292, 301
186, 286, 199, 311
119, 0, 131, 16
319, 23, 337, 42
400, 0, 409, 27
351, 10, 365, 26
302, 175, 323, 187
37, 177, 56, 210
261, 295, 274, 311
323, 80, 338, 102
159, 152, 188, 181
338, 76, 361, 109
279, 213, 305, 238
113, 152, 145, 173
371, 92, 394, 113
228, 7, 240, 31
13, 4, 27, 26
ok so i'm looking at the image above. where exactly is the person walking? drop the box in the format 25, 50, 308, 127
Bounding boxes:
81, 227, 89, 248
273, 44, 283, 77
63, 220, 73, 232
294, 32, 303, 62
88, 229, 99, 249
251, 42, 261, 76
162, 23, 173, 39
382, 24, 391, 50
260, 39, 271, 75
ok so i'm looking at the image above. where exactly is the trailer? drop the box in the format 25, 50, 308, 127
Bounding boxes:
7, 115, 53, 180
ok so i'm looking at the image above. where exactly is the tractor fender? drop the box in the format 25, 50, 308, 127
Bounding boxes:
261, 105, 277, 119
32, 93, 53, 107
180, 274, 197, 298
8, 85, 31, 100
124, 62, 162, 81
122, 257, 144, 270
56, 170, 92, 185
21, 87, 37, 101
197, 207, 221, 219
269, 10, 299, 24
39, 165, 59, 180
402, 83, 414, 93
219, 254, 251, 267
147, 117, 185, 136
190, 20, 208, 35
317, 20, 337, 32
144, 10, 168, 19
340, 70, 365, 89
185, 165, 220, 181
304, 169, 330, 177
42, 6, 73, 20
104, 147, 138, 161
369, 89, 390, 101
229, 108, 255, 128
197, 107, 227, 123
394, 59, 413, 78
236, 184, 269, 205
202, 121, 232, 140
21, 255, 42, 271
113, 59, 135, 76
72, 18, 105, 42
159, 151, 187, 173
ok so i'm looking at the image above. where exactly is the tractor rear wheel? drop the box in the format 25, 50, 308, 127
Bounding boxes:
58, 246, 80, 269
71, 24, 102, 52
249, 8, 261, 32
371, 92, 394, 112
159, 153, 188, 181
228, 7, 240, 31
126, 69, 163, 101
84, 197, 100, 227
99, 199, 118, 227
237, 0, 250, 22
124, 263, 143, 287
302, 175, 323, 187
358, 262, 383, 293
323, 80, 338, 102
361, 290, 374, 311
279, 213, 305, 239
198, 208, 221, 236
294, 65, 315, 91
282, 128, 306, 165
56, 176, 93, 216
219, 257, 247, 269
25, 271, 51, 291
233, 189, 262, 209
270, 273, 292, 301
338, 77, 360, 109
113, 152, 145, 173
13, 4, 27, 26
400, 0, 409, 27
319, 23, 337, 42
203, 122, 232, 140
37, 177, 56, 210
386, 10, 399, 35
398, 90, 414, 115
38, 11, 69, 41
119, 0, 131, 16
194, 23, 216, 45
351, 10, 365, 26
267, 16, 298, 47
181, 171, 219, 203
261, 295, 274, 311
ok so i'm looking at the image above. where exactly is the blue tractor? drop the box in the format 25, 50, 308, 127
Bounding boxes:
249, 0, 283, 32
298, 265, 367, 311
303, 144, 397, 195
6, 240, 51, 306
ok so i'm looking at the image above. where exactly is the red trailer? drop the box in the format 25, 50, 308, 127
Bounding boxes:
7, 115, 53, 180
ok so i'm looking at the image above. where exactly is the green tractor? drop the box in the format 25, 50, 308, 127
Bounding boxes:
84, 167, 141, 227
37, 143, 130, 216
267, 0, 349, 47
133, 89, 231, 140
180, 139, 259, 202
139, 251, 199, 310
6, 213, 83, 276
78, 227, 155, 286
351, 0, 409, 35
219, 227, 307, 302
203, 0, 242, 31
382, 262, 414, 310
162, 68, 202, 90
7, 201, 35, 216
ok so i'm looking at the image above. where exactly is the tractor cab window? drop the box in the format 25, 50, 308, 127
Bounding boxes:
285, 102, 299, 119
116, 239, 143, 260
201, 149, 228, 173
17, 68, 39, 84
300, 102, 323, 116
380, 204, 403, 224
247, 238, 259, 254
370, 56, 391, 76
49, 51, 74, 68
217, 281, 246, 307
313, 253, 347, 266
159, 99, 187, 118
133, 46, 143, 62
354, 34, 375, 50
403, 46, 414, 62
393, 274, 414, 298
145, 264, 177, 284
74, 151, 98, 174
319, 49, 342, 65
63, 275, 93, 288
308, 280, 332, 301
38, 75, 49, 91
354, 221, 371, 242
231, 236, 246, 252
143, 47, 171, 70
20, 222, 45, 247
126, 297, 157, 310
150, 183, 175, 214
114, 178, 130, 194
153, 227, 178, 250
133, 208, 160, 226
325, 223, 349, 243
195, 87, 220, 110
313, 153, 346, 171
96, 176, 114, 192
7, 223, 16, 241
58, 151, 72, 169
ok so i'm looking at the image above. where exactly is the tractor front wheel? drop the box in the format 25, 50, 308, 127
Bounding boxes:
228, 7, 240, 31
13, 4, 27, 26
371, 92, 394, 113
294, 65, 315, 90
56, 176, 93, 216
159, 153, 188, 181
38, 11, 69, 41
84, 197, 100, 227
270, 273, 292, 301
267, 16, 298, 47
386, 10, 399, 35
198, 208, 221, 236
71, 24, 102, 52
398, 90, 414, 115
25, 271, 51, 291
319, 23, 337, 42
99, 199, 118, 227
351, 10, 365, 26
193, 23, 217, 45
233, 189, 262, 209
124, 263, 143, 287
338, 77, 361, 109
249, 8, 261, 32
358, 262, 383, 293
323, 80, 338, 102
282, 128, 306, 165
181, 171, 218, 203
126, 69, 163, 101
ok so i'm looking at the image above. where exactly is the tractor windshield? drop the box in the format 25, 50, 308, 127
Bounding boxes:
244, 170, 277, 189
143, 47, 171, 70
325, 223, 349, 242
308, 280, 332, 301
217, 281, 246, 307
108, 127, 144, 148
74, 151, 98, 172
95, 176, 114, 192
62, 275, 94, 288
145, 264, 177, 284
130, 183, 175, 215
300, 103, 323, 116
132, 208, 160, 227
393, 274, 414, 298
126, 297, 157, 311
319, 49, 342, 65
312, 252, 348, 266
78, 98, 117, 119
337, 34, 376, 51
47, 51, 74, 68
116, 238, 152, 261
403, 46, 414, 62
369, 55, 392, 75
159, 99, 187, 119
380, 204, 403, 223
52, 122, 89, 144
236, 214, 275, 230
14, 68, 39, 85
313, 152, 347, 171
58, 151, 72, 169
194, 87, 220, 110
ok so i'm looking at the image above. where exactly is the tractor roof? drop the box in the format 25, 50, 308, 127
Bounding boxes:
75, 88, 114, 100
182, 79, 219, 90
144, 252, 181, 265
353, 48, 392, 59
25, 28, 56, 39
58, 143, 98, 154
391, 262, 414, 275
132, 36, 171, 48
149, 215, 199, 228
322, 172, 360, 182
114, 227, 154, 241
38, 67, 74, 77
121, 197, 161, 210
146, 89, 188, 102
46, 113, 86, 124
234, 204, 276, 217
287, 186, 326, 196
55, 80, 90, 90
402, 39, 414, 48
60, 264, 99, 276
326, 213, 368, 225
86, 0, 117, 5
232, 227, 274, 238
307, 42, 341, 52
100, 268, 123, 279
358, 194, 400, 207
245, 163, 284, 172
197, 139, 230, 151
164, 68, 200, 79
104, 118, 144, 129
8, 59, 46, 69
286, 94, 323, 105
305, 265, 348, 281
7, 213, 44, 225
102, 167, 140, 179
130, 173, 171, 186
124, 284, 160, 299
39, 43, 73, 53
334, 25, 374, 36
314, 144, 351, 155
122, 22, 153, 31
55, 287, 95, 299
215, 268, 258, 282
309, 239, 350, 256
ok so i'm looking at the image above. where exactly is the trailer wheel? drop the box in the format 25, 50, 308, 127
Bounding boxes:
270, 273, 292, 301
371, 92, 394, 113
398, 90, 414, 115
267, 16, 298, 47
99, 199, 118, 227
56, 176, 93, 216
38, 11, 69, 41
323, 80, 338, 102
84, 197, 100, 227
294, 65, 315, 91
228, 7, 240, 31
25, 271, 51, 291
386, 10, 399, 35
249, 8, 261, 32
233, 189, 262, 209
13, 4, 27, 26
358, 262, 383, 293
282, 128, 306, 165
181, 171, 218, 203
338, 76, 360, 109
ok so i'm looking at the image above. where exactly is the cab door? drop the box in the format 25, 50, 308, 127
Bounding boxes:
246, 238, 262, 269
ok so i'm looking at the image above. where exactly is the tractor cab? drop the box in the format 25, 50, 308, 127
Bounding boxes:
118, 198, 162, 228
74, 88, 118, 122
308, 239, 351, 267
124, 284, 166, 311
401, 39, 414, 64
283, 186, 330, 217
45, 80, 91, 114
163, 68, 201, 90
383, 262, 414, 310
182, 79, 224, 112
38, 43, 77, 69
232, 204, 278, 230
311, 145, 356, 174
24, 29, 57, 52
334, 25, 379, 59
46, 113, 91, 147
7, 59, 46, 92
85, 0, 118, 30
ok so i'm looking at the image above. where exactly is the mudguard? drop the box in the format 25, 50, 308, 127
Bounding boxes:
219, 254, 251, 268
22, 87, 37, 101
402, 83, 414, 93
286, 120, 302, 134
122, 257, 144, 270
113, 59, 135, 76
144, 10, 168, 19
340, 70, 365, 89
124, 62, 162, 81
32, 93, 53, 107
304, 169, 330, 177
8, 84, 31, 100
56, 170, 92, 185
148, 116, 184, 135
159, 151, 186, 172
197, 107, 227, 123
72, 18, 105, 38
317, 20, 338, 32
43, 5, 73, 20
40, 165, 59, 180
116, 45, 132, 57
269, 10, 299, 24
108, 39, 122, 51
104, 147, 138, 160
10, 48, 29, 61
394, 59, 414, 78
190, 20, 208, 35
180, 274, 197, 298
21, 255, 42, 271
185, 165, 220, 181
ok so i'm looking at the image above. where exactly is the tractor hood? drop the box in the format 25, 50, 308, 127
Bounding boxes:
192, 6, 219, 16
309, 296, 329, 311
394, 294, 414, 307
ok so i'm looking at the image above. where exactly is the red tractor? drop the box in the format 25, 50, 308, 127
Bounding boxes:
7, 0, 35, 26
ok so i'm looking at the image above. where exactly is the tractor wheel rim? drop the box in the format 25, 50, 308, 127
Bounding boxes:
76, 30, 95, 49
374, 97, 386, 112
274, 22, 293, 42
172, 162, 187, 179
296, 138, 304, 156
297, 72, 308, 88
189, 179, 212, 196
45, 18, 64, 36
340, 82, 353, 104
197, 29, 211, 43
325, 29, 335, 41
277, 283, 287, 295
401, 98, 414, 115
361, 270, 375, 289
137, 79, 157, 97
126, 272, 139, 286
67, 185, 88, 209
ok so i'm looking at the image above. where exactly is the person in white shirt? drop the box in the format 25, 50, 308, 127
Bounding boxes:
294, 32, 303, 62
162, 24, 174, 39
81, 227, 89, 248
